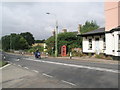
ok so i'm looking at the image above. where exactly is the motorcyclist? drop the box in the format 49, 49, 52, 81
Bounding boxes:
34, 49, 41, 59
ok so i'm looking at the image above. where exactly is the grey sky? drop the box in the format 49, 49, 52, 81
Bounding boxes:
2, 2, 105, 40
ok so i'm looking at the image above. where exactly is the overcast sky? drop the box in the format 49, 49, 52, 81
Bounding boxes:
2, 2, 105, 40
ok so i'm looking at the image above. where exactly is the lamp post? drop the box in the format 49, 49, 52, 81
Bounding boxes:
46, 12, 58, 57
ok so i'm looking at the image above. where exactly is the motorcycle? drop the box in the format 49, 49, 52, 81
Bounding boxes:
35, 52, 41, 59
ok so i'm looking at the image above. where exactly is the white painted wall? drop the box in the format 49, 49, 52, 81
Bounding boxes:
82, 35, 105, 54
105, 31, 120, 56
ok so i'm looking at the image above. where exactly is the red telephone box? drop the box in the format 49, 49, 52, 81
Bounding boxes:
61, 45, 67, 56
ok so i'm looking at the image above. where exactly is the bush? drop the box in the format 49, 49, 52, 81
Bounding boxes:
0, 61, 8, 67
95, 53, 112, 60
27, 45, 44, 53
95, 54, 105, 59
72, 51, 84, 57
88, 53, 92, 57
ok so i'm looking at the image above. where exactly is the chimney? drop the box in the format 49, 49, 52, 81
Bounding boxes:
62, 29, 67, 33
52, 29, 55, 36
78, 24, 82, 34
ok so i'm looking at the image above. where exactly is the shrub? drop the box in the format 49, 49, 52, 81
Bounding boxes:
72, 51, 84, 57
95, 53, 112, 60
88, 53, 92, 57
27, 45, 44, 53
95, 53, 105, 59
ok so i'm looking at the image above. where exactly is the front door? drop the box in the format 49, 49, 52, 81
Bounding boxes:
95, 38, 99, 54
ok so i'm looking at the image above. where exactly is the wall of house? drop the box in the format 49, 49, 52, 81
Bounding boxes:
82, 35, 105, 54
105, 2, 120, 31
118, 1, 120, 26
105, 31, 120, 56
83, 36, 94, 53
104, 1, 120, 58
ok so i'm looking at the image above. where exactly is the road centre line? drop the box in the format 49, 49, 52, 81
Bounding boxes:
42, 73, 53, 78
61, 80, 76, 86
24, 67, 29, 69
16, 59, 20, 61
32, 70, 39, 73
18, 65, 21, 67
24, 58, 119, 73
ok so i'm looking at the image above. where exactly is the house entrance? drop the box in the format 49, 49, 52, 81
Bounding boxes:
95, 38, 100, 54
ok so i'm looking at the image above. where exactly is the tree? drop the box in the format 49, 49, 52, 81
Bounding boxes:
20, 32, 35, 46
45, 36, 55, 55
80, 20, 99, 34
2, 35, 10, 51
35, 39, 45, 43
46, 32, 81, 55
2, 34, 29, 51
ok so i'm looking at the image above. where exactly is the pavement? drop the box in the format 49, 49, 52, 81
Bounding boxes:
1, 52, 119, 88
1, 64, 73, 88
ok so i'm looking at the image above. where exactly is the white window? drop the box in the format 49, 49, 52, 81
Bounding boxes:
88, 39, 92, 50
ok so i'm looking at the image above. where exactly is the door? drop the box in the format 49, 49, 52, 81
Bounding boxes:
95, 38, 99, 54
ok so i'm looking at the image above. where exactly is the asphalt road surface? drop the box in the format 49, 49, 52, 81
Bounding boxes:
2, 53, 119, 88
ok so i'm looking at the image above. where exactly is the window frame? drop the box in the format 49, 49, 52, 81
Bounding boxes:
118, 35, 120, 51
88, 38, 92, 50
103, 37, 106, 50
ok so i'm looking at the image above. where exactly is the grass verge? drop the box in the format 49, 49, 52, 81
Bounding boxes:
0, 61, 8, 67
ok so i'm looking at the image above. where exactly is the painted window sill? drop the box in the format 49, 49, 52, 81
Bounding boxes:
88, 49, 92, 50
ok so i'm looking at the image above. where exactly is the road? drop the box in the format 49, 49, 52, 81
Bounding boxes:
2, 53, 119, 88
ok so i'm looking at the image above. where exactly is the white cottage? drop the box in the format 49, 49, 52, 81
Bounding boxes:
81, 28, 106, 54
79, 1, 120, 60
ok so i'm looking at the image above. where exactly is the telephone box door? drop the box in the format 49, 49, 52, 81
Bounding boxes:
61, 45, 66, 56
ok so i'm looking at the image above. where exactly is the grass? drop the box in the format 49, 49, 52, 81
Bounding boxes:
95, 54, 112, 60
0, 61, 8, 67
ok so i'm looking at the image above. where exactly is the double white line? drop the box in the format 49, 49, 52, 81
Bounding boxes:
24, 58, 119, 73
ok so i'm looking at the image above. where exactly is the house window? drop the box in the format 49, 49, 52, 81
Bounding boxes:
88, 39, 92, 50
118, 35, 120, 50
103, 37, 106, 49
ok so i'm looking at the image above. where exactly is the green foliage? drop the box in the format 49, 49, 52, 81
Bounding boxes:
0, 61, 8, 67
46, 32, 82, 55
2, 33, 29, 51
72, 51, 83, 57
20, 32, 35, 46
1, 35, 10, 51
45, 36, 55, 55
95, 54, 112, 60
10, 34, 29, 50
80, 20, 99, 34
88, 53, 92, 57
27, 45, 44, 53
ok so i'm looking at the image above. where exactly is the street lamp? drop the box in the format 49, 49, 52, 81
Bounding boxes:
46, 12, 58, 57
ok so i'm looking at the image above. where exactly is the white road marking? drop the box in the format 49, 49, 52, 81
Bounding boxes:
32, 70, 39, 73
42, 73, 53, 78
24, 58, 119, 73
24, 67, 29, 69
0, 64, 11, 69
16, 59, 20, 61
18, 65, 21, 67
61, 80, 76, 86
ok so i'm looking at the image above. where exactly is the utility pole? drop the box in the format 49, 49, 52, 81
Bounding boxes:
46, 12, 58, 57
55, 20, 58, 57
